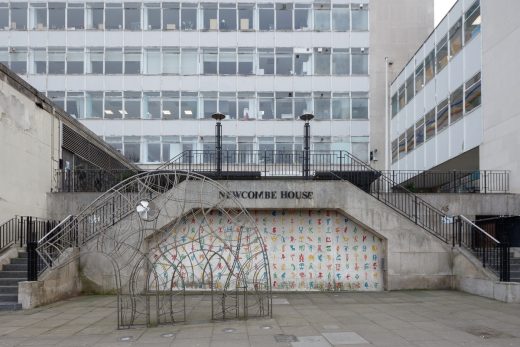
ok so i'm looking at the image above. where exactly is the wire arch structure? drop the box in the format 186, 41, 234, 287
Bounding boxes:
37, 171, 272, 328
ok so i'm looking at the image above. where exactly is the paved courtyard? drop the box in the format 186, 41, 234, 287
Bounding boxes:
0, 291, 519, 347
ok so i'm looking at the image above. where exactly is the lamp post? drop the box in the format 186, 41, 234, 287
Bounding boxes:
212, 112, 225, 174
300, 113, 314, 179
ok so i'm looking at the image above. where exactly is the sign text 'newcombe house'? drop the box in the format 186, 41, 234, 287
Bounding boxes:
219, 190, 313, 200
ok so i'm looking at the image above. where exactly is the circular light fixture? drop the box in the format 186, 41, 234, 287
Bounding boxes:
300, 113, 315, 122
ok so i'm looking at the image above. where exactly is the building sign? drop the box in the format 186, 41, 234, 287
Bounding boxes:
219, 190, 313, 200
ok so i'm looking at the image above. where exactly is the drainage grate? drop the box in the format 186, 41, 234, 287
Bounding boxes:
274, 334, 298, 343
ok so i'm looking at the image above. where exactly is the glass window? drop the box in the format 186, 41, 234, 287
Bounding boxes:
314, 3, 330, 31
66, 49, 84, 74
144, 3, 160, 30
424, 49, 435, 84
162, 3, 179, 30
238, 48, 253, 75
237, 92, 256, 120
391, 139, 398, 163
449, 19, 462, 59
146, 137, 161, 163
398, 133, 406, 159
181, 3, 196, 30
31, 48, 46, 74
145, 48, 161, 74
48, 48, 65, 74
465, 72, 481, 113
314, 47, 330, 75
143, 92, 161, 119
85, 91, 103, 118
124, 2, 141, 30
276, 92, 293, 120
406, 126, 414, 153
105, 136, 123, 152
258, 93, 274, 120
0, 3, 7, 30
86, 3, 104, 30
67, 4, 84, 29
238, 4, 253, 30
258, 48, 274, 75
332, 94, 350, 120
416, 118, 425, 147
219, 3, 236, 31
294, 4, 310, 31
405, 74, 414, 103
332, 5, 349, 31
398, 85, 405, 110
219, 94, 237, 119
163, 48, 179, 74
351, 3, 368, 31
30, 3, 47, 30
415, 62, 424, 94
391, 93, 398, 117
352, 138, 369, 162
352, 95, 368, 120
162, 92, 179, 119
88, 48, 103, 73
258, 4, 274, 31
202, 92, 217, 119
105, 48, 122, 74
124, 49, 140, 74
180, 48, 197, 74
275, 3, 292, 30
48, 2, 65, 30
465, 1, 480, 44
124, 137, 141, 163
10, 2, 27, 30
450, 86, 463, 124
314, 92, 331, 120
276, 48, 292, 75
294, 51, 311, 75
104, 92, 122, 119
203, 48, 217, 74
48, 91, 65, 110
219, 48, 236, 75
66, 92, 84, 118
436, 35, 448, 72
294, 93, 312, 119
332, 49, 349, 75
105, 3, 122, 30
351, 48, 368, 75
425, 108, 436, 140
202, 3, 217, 30
181, 92, 198, 119
124, 91, 141, 119
436, 98, 449, 133
162, 136, 180, 161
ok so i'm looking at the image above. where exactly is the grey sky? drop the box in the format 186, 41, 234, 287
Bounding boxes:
435, 0, 458, 25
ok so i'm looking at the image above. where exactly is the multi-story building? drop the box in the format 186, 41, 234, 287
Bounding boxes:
0, 0, 433, 169
389, 0, 520, 193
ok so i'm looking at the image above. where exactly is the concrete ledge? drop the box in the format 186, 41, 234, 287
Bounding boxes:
458, 277, 520, 303
0, 245, 19, 271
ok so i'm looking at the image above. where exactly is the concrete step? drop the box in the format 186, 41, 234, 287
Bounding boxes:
0, 302, 22, 311
0, 278, 24, 286
10, 258, 27, 265
0, 294, 18, 302
3, 264, 27, 271
17, 252, 28, 259
0, 286, 17, 294
0, 271, 26, 279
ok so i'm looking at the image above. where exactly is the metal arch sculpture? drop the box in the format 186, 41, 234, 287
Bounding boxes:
36, 171, 272, 328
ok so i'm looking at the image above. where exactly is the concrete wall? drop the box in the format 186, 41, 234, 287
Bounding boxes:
0, 74, 60, 223
370, 0, 434, 170
480, 1, 520, 193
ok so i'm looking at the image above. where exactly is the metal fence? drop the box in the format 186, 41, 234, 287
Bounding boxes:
55, 169, 136, 193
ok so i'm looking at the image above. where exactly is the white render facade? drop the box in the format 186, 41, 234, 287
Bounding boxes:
0, 0, 433, 167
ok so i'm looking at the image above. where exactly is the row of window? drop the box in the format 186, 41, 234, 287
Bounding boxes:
105, 135, 370, 164
391, 72, 481, 163
0, 2, 368, 32
1, 46, 369, 76
391, 0, 480, 117
48, 90, 370, 121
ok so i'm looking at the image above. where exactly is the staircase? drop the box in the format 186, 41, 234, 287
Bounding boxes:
0, 251, 26, 311
511, 253, 520, 282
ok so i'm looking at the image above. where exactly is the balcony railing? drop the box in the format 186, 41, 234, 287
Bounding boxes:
55, 169, 137, 193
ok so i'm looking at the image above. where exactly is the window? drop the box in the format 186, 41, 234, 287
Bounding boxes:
391, 139, 398, 163
146, 137, 161, 163
145, 48, 161, 74
450, 86, 463, 124
66, 49, 84, 74
258, 48, 274, 75
436, 35, 448, 72
85, 91, 103, 118
181, 92, 197, 119
105, 3, 122, 30
238, 48, 254, 75
124, 2, 141, 30
406, 126, 414, 153
237, 92, 256, 120
202, 3, 217, 30
219, 93, 237, 119
294, 93, 312, 119
48, 48, 65, 74
162, 92, 179, 119
405, 74, 414, 103
398, 85, 405, 110
0, 3, 6, 30
123, 91, 141, 119
424, 49, 435, 84
203, 48, 217, 74
104, 92, 123, 119
436, 98, 449, 133
258, 93, 274, 120
314, 92, 331, 120
276, 48, 292, 75
162, 3, 178, 30
276, 92, 293, 120
180, 49, 197, 74
162, 136, 181, 161
106, 137, 122, 153
352, 137, 369, 162
31, 48, 46, 74
48, 91, 64, 110
143, 92, 161, 119
351, 4, 368, 31
67, 4, 84, 29
351, 48, 368, 75
66, 92, 84, 118
258, 4, 274, 31
202, 92, 217, 119
352, 94, 368, 120
105, 48, 122, 74
10, 2, 27, 30
425, 108, 436, 140
88, 48, 103, 73
294, 4, 310, 30
332, 5, 349, 31
219, 48, 236, 75
391, 93, 398, 117
314, 3, 330, 31
332, 49, 349, 75
124, 137, 140, 163
314, 47, 330, 75
180, 3, 196, 30
163, 48, 179, 74
124, 48, 140, 74
465, 72, 481, 113
449, 19, 462, 59
238, 4, 253, 30
86, 3, 104, 30
30, 3, 47, 30
332, 94, 350, 120
48, 2, 65, 30
398, 133, 406, 159
465, 1, 480, 44
275, 3, 292, 31
294, 48, 312, 76
219, 3, 236, 30
144, 3, 160, 30
416, 118, 425, 147
415, 62, 424, 94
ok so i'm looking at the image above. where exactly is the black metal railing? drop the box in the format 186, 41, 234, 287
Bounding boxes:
55, 169, 137, 192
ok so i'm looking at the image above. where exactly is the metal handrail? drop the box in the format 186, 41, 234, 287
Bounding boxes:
38, 215, 74, 244
459, 215, 500, 244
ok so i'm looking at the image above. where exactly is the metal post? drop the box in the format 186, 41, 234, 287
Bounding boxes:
27, 217, 38, 281
501, 243, 510, 282
212, 113, 225, 175
300, 113, 314, 179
